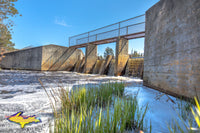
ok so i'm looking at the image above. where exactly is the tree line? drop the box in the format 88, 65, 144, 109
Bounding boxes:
98, 47, 143, 60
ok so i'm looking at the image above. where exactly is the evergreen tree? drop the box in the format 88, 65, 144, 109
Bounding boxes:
130, 50, 143, 57
0, 24, 14, 49
0, 0, 21, 50
104, 47, 114, 59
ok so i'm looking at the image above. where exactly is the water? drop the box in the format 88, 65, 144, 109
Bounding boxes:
0, 70, 194, 132
71, 81, 191, 132
126, 85, 174, 132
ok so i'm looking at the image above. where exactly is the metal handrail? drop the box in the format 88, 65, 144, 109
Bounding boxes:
69, 14, 145, 47
76, 22, 145, 42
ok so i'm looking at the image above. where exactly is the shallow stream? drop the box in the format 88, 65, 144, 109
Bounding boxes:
0, 70, 193, 133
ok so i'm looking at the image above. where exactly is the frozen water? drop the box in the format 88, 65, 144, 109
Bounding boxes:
0, 70, 134, 133
0, 70, 191, 133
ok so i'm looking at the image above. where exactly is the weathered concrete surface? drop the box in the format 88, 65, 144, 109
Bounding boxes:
79, 57, 85, 73
41, 45, 68, 70
99, 55, 113, 75
1, 45, 84, 71
1, 47, 43, 70
92, 60, 104, 74
108, 59, 115, 76
115, 38, 129, 76
125, 58, 144, 78
84, 44, 97, 73
144, 0, 200, 98
42, 46, 83, 71
74, 58, 84, 72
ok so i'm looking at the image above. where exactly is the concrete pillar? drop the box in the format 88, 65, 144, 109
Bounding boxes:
84, 44, 97, 73
99, 55, 113, 75
115, 37, 129, 76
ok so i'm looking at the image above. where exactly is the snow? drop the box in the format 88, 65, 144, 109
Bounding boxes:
0, 70, 189, 133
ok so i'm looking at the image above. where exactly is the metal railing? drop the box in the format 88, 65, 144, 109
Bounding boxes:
69, 14, 145, 47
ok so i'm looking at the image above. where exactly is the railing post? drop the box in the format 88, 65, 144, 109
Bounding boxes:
88, 32, 90, 43
126, 26, 128, 35
118, 22, 120, 37
68, 37, 70, 47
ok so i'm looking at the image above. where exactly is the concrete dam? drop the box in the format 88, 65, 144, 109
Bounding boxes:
1, 0, 200, 98
1, 44, 144, 78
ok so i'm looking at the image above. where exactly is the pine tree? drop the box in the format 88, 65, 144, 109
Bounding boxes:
104, 47, 114, 59
0, 0, 21, 50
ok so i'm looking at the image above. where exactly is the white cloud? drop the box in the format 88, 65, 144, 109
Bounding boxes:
54, 17, 71, 27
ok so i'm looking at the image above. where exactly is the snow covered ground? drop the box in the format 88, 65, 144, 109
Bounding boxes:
0, 70, 137, 133
0, 70, 189, 133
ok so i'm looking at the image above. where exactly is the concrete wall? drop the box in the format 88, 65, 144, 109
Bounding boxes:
41, 45, 84, 71
41, 45, 68, 70
91, 55, 113, 75
144, 0, 200, 98
1, 47, 42, 70
125, 58, 144, 78
1, 45, 84, 71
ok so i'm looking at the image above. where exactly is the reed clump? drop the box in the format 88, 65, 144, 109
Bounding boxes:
168, 97, 200, 133
50, 82, 149, 133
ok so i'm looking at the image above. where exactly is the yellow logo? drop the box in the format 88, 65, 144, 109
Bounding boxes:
7, 112, 41, 128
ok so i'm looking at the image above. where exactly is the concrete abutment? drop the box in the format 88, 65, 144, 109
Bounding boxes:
0, 45, 84, 71
143, 0, 200, 98
115, 37, 129, 76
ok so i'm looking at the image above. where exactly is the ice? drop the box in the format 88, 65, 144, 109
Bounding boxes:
0, 70, 136, 132
0, 70, 190, 133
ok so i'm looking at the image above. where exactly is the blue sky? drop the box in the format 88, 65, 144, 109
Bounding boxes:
12, 0, 159, 56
